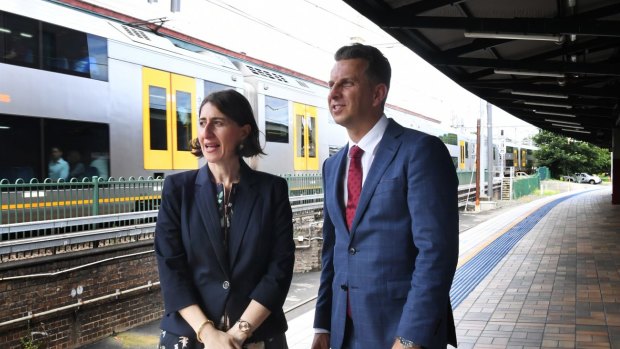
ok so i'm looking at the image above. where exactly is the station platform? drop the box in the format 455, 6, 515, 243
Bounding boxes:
84, 184, 620, 349
453, 186, 620, 349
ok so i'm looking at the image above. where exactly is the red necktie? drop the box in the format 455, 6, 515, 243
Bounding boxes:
346, 145, 364, 230
345, 145, 364, 319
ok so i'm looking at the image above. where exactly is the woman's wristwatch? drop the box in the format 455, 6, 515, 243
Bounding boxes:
236, 319, 253, 335
397, 336, 422, 348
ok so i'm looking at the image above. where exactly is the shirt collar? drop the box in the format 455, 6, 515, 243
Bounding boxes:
348, 114, 389, 156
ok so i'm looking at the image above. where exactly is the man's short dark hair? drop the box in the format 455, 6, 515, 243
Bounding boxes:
334, 43, 391, 90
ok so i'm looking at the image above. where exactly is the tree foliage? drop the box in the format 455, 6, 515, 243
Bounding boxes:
532, 130, 611, 178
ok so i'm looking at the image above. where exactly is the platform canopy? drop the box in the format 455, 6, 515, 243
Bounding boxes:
342, 0, 620, 148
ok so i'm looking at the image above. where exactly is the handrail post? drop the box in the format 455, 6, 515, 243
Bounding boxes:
0, 183, 3, 225
92, 177, 99, 217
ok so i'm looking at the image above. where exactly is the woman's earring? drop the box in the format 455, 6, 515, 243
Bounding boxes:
238, 143, 244, 151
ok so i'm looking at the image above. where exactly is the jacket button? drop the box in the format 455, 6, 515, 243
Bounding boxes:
222, 281, 230, 289
349, 247, 356, 255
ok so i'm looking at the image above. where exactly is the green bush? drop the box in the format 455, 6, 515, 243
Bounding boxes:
20, 336, 40, 349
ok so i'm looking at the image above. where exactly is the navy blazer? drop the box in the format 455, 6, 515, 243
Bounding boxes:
314, 119, 459, 349
155, 161, 295, 341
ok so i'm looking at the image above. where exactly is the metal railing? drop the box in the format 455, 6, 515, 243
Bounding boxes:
1, 171, 494, 246
0, 173, 324, 232
280, 173, 323, 212
0, 176, 162, 227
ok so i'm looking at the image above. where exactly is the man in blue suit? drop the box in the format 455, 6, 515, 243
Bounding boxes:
311, 44, 459, 349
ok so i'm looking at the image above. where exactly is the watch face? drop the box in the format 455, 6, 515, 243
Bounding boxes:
238, 320, 251, 332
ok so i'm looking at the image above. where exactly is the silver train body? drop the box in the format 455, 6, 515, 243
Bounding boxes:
0, 0, 531, 182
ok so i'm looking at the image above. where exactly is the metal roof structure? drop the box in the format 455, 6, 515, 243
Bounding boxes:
342, 0, 620, 148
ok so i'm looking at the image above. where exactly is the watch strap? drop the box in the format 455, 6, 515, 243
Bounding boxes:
397, 336, 422, 348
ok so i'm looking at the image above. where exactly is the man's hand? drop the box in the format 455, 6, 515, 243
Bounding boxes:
310, 333, 330, 349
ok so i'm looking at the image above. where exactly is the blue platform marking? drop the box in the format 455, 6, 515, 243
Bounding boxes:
451, 192, 583, 309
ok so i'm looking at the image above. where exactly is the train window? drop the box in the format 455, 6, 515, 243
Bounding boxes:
0, 12, 38, 68
296, 114, 305, 157
1, 11, 108, 80
265, 96, 288, 143
45, 120, 110, 180
0, 115, 40, 181
149, 86, 168, 151
204, 80, 232, 96
505, 146, 514, 159
0, 114, 109, 181
41, 23, 108, 81
308, 116, 317, 157
176, 91, 192, 151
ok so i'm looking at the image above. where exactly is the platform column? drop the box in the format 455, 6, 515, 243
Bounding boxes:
613, 127, 620, 205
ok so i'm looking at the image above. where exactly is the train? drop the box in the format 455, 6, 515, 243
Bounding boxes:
0, 0, 536, 184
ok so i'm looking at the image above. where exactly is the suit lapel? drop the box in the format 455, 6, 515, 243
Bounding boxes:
195, 166, 230, 276
350, 120, 403, 236
326, 147, 349, 234
228, 162, 258, 268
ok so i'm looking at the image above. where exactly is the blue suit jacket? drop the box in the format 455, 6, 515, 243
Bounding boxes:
155, 161, 295, 341
314, 119, 459, 348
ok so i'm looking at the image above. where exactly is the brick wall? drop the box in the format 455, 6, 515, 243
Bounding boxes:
294, 239, 323, 273
0, 242, 162, 349
0, 213, 325, 348
293, 215, 324, 273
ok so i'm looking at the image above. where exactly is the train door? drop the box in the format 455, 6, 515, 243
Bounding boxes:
142, 67, 197, 170
293, 103, 319, 171
459, 140, 466, 169
513, 148, 519, 169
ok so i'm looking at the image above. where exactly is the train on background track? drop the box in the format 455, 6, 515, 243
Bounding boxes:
0, 0, 537, 184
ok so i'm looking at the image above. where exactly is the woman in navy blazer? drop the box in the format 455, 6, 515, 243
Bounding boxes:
155, 89, 295, 349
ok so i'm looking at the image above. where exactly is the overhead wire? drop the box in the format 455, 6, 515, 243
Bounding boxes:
202, 0, 332, 54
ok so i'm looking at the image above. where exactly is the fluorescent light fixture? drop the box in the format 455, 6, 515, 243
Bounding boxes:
510, 90, 568, 99
20, 32, 33, 38
0, 28, 11, 34
523, 101, 572, 109
551, 123, 583, 129
562, 128, 591, 134
465, 31, 563, 43
0, 126, 10, 130
544, 119, 581, 125
494, 69, 565, 78
533, 110, 576, 117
